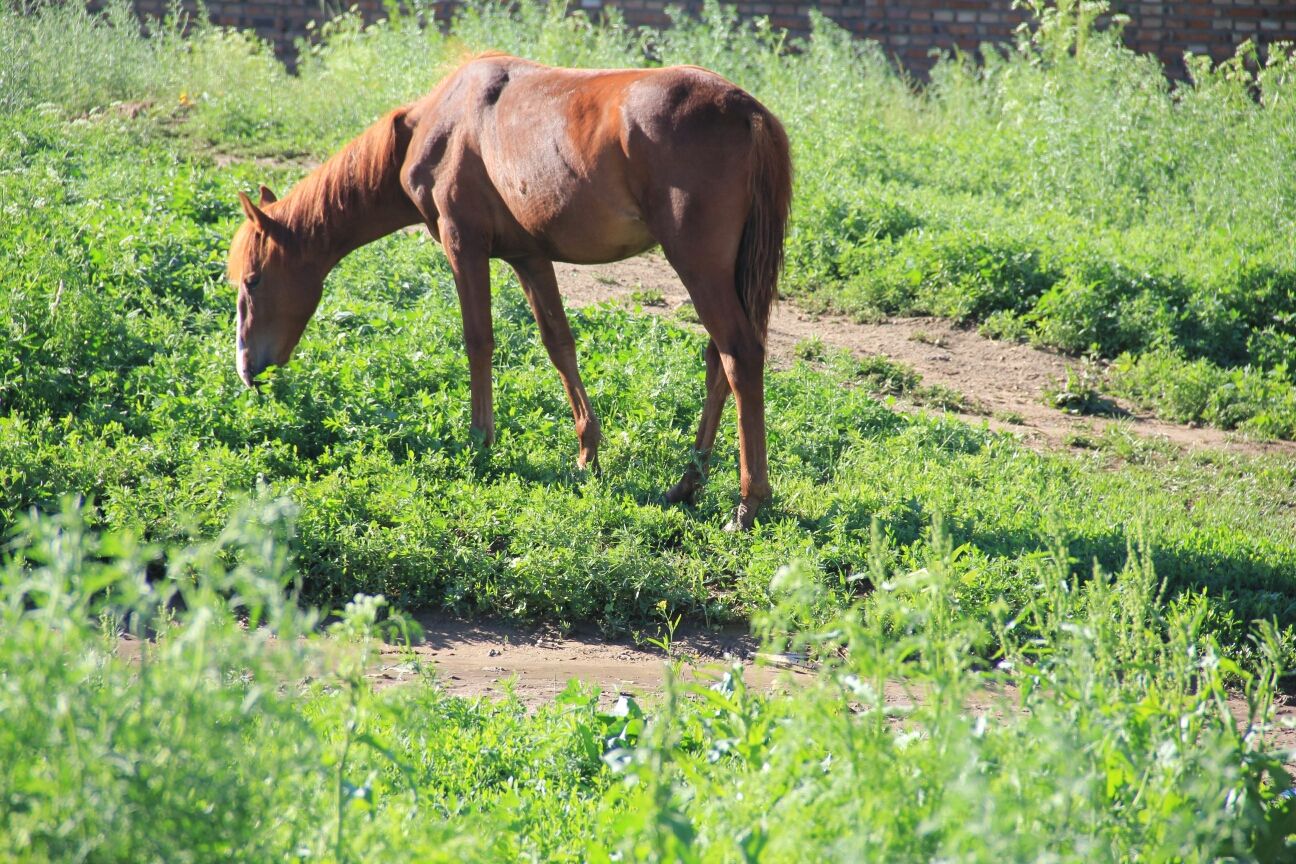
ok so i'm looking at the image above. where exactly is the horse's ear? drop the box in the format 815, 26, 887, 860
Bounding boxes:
238, 190, 279, 236
258, 184, 278, 206
238, 190, 263, 223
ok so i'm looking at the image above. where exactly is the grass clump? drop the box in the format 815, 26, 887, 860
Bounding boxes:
1043, 360, 1119, 416
840, 353, 923, 396
1110, 348, 1296, 438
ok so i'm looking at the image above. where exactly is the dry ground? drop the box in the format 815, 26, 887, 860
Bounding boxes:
370, 614, 802, 704
365, 613, 1296, 763
553, 252, 1296, 457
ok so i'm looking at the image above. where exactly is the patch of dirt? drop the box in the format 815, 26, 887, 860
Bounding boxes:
210, 151, 321, 171
370, 614, 813, 706
114, 618, 1296, 760
555, 253, 1296, 458
112, 100, 153, 119
374, 616, 1296, 763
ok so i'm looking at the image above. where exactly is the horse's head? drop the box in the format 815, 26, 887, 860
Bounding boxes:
227, 186, 325, 388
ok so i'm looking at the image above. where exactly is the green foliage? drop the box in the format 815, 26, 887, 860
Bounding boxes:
835, 352, 923, 396
0, 498, 326, 861
1111, 348, 1296, 438
0, 0, 184, 114
5, 505, 1293, 860
768, 3, 1296, 434
0, 502, 629, 861
1043, 359, 1114, 416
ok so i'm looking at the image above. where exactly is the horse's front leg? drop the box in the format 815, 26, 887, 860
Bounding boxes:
440, 223, 495, 447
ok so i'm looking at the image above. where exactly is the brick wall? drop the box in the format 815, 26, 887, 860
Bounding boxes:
122, 1, 1296, 78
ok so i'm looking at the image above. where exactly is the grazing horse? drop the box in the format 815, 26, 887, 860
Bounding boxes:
227, 54, 792, 530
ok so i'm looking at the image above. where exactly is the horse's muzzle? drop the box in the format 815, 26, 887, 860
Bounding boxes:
236, 347, 264, 390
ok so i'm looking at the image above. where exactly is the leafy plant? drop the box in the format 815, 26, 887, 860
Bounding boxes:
1044, 360, 1119, 416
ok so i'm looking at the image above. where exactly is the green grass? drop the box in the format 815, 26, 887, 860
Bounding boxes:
3, 1, 1296, 857
768, 6, 1296, 437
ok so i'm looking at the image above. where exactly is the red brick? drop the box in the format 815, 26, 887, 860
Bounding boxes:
97, 0, 1295, 80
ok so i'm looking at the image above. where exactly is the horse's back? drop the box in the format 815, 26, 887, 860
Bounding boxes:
410, 56, 768, 263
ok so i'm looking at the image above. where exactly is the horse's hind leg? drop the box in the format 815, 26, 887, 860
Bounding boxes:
642, 133, 770, 529
665, 340, 729, 504
510, 256, 601, 469
703, 303, 769, 532
661, 252, 770, 531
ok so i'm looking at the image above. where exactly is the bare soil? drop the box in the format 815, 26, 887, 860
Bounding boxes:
370, 614, 811, 706
554, 252, 1296, 458
373, 614, 1296, 762
115, 617, 1296, 758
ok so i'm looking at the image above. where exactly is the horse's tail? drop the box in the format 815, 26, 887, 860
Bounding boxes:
736, 107, 793, 345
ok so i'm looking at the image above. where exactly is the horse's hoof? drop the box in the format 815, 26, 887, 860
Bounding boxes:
723, 501, 758, 532
664, 479, 698, 505
469, 424, 495, 449
577, 452, 601, 475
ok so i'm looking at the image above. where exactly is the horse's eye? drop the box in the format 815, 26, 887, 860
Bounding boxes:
243, 273, 261, 291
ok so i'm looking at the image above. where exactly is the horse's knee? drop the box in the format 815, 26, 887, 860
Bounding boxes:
464, 331, 494, 362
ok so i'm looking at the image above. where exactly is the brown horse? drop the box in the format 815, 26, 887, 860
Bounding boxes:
227, 54, 792, 530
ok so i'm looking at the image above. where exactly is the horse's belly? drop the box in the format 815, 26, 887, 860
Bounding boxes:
544, 209, 655, 264
502, 180, 655, 264
488, 97, 655, 263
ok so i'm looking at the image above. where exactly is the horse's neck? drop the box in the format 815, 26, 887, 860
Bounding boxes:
278, 124, 422, 269
318, 191, 422, 267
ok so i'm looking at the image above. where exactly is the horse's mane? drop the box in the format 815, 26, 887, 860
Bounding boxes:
273, 107, 409, 246
270, 53, 522, 246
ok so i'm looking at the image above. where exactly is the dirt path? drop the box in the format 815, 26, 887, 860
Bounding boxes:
372, 615, 1296, 763
376, 614, 992, 717
554, 253, 1296, 457
371, 614, 813, 705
